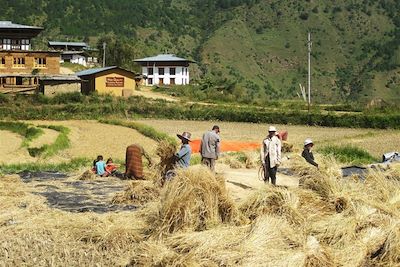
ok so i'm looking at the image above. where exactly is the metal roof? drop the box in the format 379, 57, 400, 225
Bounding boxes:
48, 41, 88, 47
134, 54, 194, 63
0, 21, 43, 30
76, 66, 135, 77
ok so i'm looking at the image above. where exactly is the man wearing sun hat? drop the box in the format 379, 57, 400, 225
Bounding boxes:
176, 132, 192, 168
260, 126, 282, 185
302, 138, 318, 168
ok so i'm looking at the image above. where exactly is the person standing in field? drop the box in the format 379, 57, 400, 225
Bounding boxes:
302, 138, 319, 168
175, 132, 192, 168
125, 144, 153, 179
260, 126, 282, 185
200, 125, 221, 172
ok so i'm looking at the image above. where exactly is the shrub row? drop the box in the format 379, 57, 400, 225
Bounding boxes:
0, 97, 399, 129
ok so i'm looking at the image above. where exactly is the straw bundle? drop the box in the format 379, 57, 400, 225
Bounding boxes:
282, 141, 294, 153
77, 170, 96, 180
147, 167, 242, 236
239, 185, 304, 224
156, 141, 178, 176
111, 180, 160, 205
301, 236, 336, 267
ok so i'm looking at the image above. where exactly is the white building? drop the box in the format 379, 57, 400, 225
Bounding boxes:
134, 54, 194, 86
48, 41, 98, 67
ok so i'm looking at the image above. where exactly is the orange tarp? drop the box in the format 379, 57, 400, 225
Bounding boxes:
190, 140, 260, 153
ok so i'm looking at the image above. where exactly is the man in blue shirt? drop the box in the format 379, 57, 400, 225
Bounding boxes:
176, 132, 192, 168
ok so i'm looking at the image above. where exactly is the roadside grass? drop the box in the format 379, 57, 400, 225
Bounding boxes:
0, 121, 43, 147
99, 119, 177, 145
0, 157, 90, 174
319, 145, 378, 165
27, 125, 71, 158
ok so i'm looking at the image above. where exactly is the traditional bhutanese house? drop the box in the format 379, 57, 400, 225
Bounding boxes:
39, 75, 81, 97
76, 66, 136, 97
134, 54, 194, 86
0, 21, 60, 94
48, 41, 98, 67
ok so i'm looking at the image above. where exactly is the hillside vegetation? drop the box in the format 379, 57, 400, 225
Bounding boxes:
1, 0, 400, 104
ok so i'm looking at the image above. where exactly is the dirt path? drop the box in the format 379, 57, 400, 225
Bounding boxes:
216, 164, 299, 201
134, 87, 177, 102
28, 128, 59, 149
0, 130, 33, 164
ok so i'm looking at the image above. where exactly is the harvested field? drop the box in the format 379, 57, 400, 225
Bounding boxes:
28, 127, 59, 149
140, 119, 400, 157
0, 130, 34, 164
1, 142, 400, 265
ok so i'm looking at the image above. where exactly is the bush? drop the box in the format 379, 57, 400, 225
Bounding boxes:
51, 92, 85, 104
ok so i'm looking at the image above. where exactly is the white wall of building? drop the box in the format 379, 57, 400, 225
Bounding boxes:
60, 54, 87, 67
141, 65, 190, 86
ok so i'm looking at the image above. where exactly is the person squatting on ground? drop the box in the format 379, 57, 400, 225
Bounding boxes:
176, 132, 192, 168
200, 125, 221, 172
95, 155, 108, 177
260, 126, 282, 185
302, 138, 319, 168
125, 144, 153, 179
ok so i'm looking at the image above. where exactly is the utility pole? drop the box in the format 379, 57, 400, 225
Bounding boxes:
307, 32, 312, 114
102, 42, 106, 68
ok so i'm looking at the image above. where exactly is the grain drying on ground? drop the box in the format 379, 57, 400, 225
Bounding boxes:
2, 152, 400, 266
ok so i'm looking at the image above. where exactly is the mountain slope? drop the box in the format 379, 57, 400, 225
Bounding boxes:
0, 0, 399, 104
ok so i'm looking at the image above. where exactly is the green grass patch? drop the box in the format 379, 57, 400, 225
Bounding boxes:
99, 119, 177, 145
190, 154, 202, 165
0, 157, 90, 174
28, 125, 71, 158
319, 145, 377, 165
0, 121, 44, 147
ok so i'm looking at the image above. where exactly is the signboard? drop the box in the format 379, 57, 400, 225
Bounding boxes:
106, 77, 124, 87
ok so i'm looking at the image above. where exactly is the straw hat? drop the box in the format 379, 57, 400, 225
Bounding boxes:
177, 132, 192, 142
268, 126, 277, 132
304, 138, 314, 146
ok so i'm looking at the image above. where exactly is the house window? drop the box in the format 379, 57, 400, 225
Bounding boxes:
13, 57, 25, 68
159, 78, 164, 85
0, 57, 5, 67
170, 78, 175, 85
147, 67, 153, 75
170, 67, 176, 75
148, 78, 153, 85
158, 67, 164, 75
34, 58, 46, 68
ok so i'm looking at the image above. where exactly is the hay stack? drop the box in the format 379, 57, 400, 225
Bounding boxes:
78, 170, 96, 180
147, 167, 242, 236
239, 185, 304, 224
112, 180, 160, 205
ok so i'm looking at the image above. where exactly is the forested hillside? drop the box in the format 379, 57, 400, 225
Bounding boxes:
1, 0, 399, 104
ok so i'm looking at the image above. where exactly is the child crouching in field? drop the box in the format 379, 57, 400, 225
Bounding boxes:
105, 158, 120, 176
95, 155, 108, 177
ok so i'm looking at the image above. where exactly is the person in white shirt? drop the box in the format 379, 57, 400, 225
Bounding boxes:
260, 126, 282, 185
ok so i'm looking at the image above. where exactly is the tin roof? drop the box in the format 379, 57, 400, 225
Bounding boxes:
0, 21, 43, 30
76, 66, 135, 77
48, 41, 88, 47
134, 54, 195, 63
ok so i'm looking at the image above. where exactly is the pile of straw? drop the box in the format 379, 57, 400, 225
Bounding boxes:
146, 167, 242, 236
77, 170, 96, 180
112, 180, 160, 205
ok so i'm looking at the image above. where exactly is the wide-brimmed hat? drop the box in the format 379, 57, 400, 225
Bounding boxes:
304, 138, 314, 146
177, 132, 192, 142
268, 126, 277, 132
